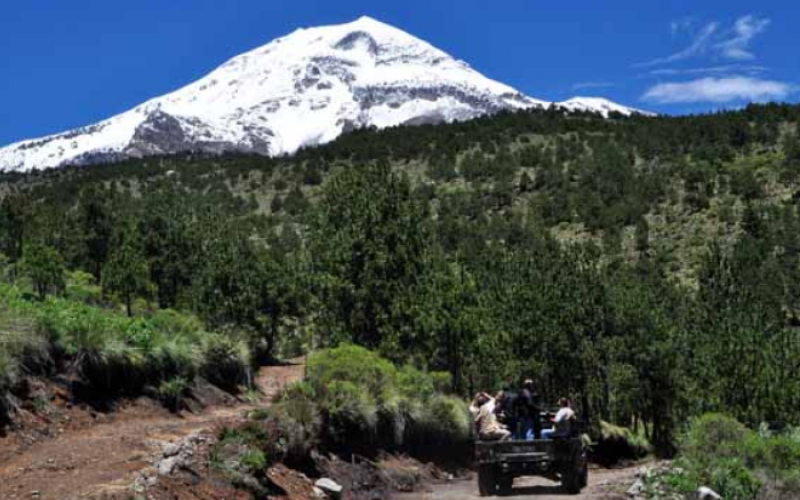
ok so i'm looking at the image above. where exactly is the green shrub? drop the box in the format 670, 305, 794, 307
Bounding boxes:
307, 344, 397, 403
397, 365, 437, 401
65, 271, 102, 305
158, 376, 189, 412
708, 458, 761, 500
594, 421, 651, 464
324, 380, 379, 441
683, 413, 752, 467
257, 387, 322, 463
412, 394, 472, 446
199, 333, 249, 393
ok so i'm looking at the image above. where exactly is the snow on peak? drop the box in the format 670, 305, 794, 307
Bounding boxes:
0, 17, 646, 173
556, 97, 653, 117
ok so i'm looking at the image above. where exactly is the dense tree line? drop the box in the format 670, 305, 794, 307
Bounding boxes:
3, 103, 800, 453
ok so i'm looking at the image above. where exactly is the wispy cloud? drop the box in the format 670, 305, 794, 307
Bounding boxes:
648, 65, 768, 77
671, 18, 696, 38
636, 22, 719, 68
636, 15, 771, 68
715, 15, 770, 61
571, 81, 615, 91
642, 76, 795, 104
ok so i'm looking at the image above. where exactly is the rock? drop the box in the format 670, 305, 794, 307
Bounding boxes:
627, 479, 645, 498
162, 442, 182, 458
156, 456, 181, 476
697, 486, 722, 500
315, 478, 343, 500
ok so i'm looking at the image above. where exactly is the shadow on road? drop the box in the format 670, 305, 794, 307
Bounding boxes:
504, 484, 568, 497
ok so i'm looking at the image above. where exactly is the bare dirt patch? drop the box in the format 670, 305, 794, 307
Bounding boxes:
0, 362, 304, 500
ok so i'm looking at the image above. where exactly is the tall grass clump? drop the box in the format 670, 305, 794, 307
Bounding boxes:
271, 345, 471, 462
199, 333, 250, 393
0, 347, 17, 426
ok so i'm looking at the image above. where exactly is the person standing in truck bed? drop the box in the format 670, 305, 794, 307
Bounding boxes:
517, 379, 543, 440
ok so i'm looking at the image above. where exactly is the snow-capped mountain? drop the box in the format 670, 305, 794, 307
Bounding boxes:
555, 97, 651, 117
0, 16, 646, 173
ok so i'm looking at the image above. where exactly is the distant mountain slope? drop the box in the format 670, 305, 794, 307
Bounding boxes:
0, 16, 645, 172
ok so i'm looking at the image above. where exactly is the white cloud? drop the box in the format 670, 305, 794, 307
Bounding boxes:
636, 22, 719, 68
637, 15, 771, 68
642, 76, 795, 104
671, 18, 696, 38
572, 81, 615, 91
715, 15, 771, 61
648, 65, 768, 77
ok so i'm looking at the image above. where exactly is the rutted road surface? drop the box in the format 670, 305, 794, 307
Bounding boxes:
0, 362, 305, 500
397, 466, 638, 500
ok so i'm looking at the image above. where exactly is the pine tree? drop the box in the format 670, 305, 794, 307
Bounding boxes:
21, 242, 65, 300
102, 221, 151, 317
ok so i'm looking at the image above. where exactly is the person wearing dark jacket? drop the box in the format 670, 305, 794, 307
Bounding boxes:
495, 386, 519, 438
517, 379, 543, 440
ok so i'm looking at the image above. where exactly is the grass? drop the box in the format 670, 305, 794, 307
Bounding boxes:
647, 414, 800, 500
261, 345, 471, 461
0, 280, 251, 421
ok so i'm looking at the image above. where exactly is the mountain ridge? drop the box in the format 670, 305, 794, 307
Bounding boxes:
0, 16, 646, 173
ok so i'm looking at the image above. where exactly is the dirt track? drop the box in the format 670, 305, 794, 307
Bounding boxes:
396, 466, 637, 500
0, 362, 305, 500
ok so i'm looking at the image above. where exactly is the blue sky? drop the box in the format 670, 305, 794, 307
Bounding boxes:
1, 1, 798, 147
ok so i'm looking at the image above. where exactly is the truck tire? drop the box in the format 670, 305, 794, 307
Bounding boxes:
497, 475, 513, 496
561, 460, 583, 494
580, 459, 588, 487
478, 465, 497, 497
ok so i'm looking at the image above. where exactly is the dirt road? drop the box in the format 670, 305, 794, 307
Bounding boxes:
396, 466, 637, 500
0, 362, 305, 500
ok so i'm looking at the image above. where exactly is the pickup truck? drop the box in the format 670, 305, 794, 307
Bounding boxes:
474, 435, 588, 496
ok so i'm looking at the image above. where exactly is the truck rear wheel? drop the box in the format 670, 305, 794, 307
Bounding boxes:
561, 458, 583, 494
478, 465, 497, 497
580, 459, 588, 487
497, 475, 513, 496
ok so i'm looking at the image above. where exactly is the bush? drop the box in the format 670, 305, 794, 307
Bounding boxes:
411, 394, 472, 447
708, 459, 761, 500
199, 333, 250, 393
655, 415, 800, 500
158, 376, 189, 412
279, 346, 469, 462
323, 380, 379, 444
65, 271, 102, 305
683, 413, 752, 467
0, 348, 16, 426
210, 421, 282, 496
307, 344, 398, 403
593, 421, 651, 465
256, 384, 321, 463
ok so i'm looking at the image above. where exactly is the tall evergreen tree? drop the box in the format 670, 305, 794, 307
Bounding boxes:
102, 221, 151, 317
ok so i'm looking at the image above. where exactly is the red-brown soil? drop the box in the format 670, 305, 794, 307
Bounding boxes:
0, 362, 305, 500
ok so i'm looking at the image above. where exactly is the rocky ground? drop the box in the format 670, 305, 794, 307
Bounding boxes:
0, 362, 304, 500
0, 361, 649, 500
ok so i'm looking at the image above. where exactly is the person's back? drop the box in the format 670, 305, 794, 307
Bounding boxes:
497, 388, 519, 435
553, 405, 576, 436
517, 381, 543, 439
471, 393, 511, 441
542, 398, 576, 439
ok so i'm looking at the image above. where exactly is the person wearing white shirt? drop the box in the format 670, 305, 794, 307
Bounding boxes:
470, 392, 512, 441
541, 398, 576, 439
